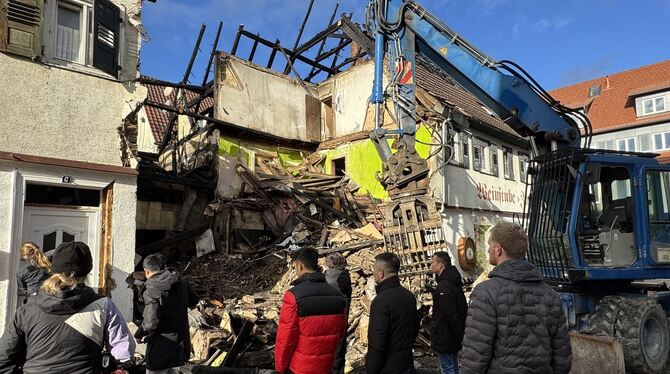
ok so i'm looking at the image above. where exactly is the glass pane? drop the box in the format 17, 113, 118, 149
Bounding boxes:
56, 5, 81, 62
605, 140, 614, 150
627, 138, 635, 152
656, 97, 665, 112
639, 134, 651, 152
618, 139, 626, 151
43, 231, 57, 252
655, 134, 664, 150
665, 133, 670, 150
646, 171, 670, 262
644, 99, 654, 114
62, 232, 75, 243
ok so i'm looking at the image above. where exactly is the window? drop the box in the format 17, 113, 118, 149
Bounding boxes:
647, 170, 670, 262
617, 137, 636, 152
588, 85, 601, 98
642, 96, 666, 116
653, 132, 670, 151
473, 140, 487, 172
331, 157, 346, 176
490, 144, 499, 177
503, 146, 514, 180
638, 134, 651, 152
519, 153, 529, 183
462, 135, 470, 169
11, 0, 123, 77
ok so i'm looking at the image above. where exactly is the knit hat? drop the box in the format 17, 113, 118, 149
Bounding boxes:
51, 241, 93, 277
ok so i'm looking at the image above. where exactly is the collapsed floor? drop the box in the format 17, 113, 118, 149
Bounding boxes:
152, 153, 460, 373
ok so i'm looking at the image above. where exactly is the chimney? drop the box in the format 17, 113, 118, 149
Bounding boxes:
605, 75, 610, 89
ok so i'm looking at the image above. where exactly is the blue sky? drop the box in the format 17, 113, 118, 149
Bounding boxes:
140, 0, 670, 90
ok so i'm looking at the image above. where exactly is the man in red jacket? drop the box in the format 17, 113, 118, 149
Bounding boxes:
275, 248, 347, 374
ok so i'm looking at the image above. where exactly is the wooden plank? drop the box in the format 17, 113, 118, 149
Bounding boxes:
98, 183, 113, 296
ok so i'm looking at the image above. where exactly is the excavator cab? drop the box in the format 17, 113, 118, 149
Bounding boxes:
526, 149, 670, 282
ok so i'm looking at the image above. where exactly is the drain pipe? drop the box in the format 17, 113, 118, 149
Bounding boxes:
440, 119, 450, 217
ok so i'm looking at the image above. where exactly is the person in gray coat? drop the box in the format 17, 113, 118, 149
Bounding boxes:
461, 222, 571, 374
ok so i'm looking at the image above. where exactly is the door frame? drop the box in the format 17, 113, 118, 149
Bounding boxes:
6, 167, 112, 322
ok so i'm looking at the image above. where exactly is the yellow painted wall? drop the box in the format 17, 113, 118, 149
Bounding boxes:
322, 126, 433, 199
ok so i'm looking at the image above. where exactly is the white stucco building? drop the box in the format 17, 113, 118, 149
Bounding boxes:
0, 0, 148, 333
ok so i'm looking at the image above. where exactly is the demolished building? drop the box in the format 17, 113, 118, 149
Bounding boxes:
116, 13, 531, 370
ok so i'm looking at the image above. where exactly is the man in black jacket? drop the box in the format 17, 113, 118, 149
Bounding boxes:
135, 253, 199, 374
460, 222, 571, 374
366, 252, 419, 374
430, 252, 467, 374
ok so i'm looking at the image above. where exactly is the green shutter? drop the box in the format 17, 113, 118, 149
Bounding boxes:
1, 0, 43, 58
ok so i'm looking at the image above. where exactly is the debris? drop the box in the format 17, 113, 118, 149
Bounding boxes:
196, 229, 216, 257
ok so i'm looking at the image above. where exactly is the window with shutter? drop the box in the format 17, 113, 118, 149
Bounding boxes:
503, 146, 514, 180
473, 140, 480, 171
462, 136, 469, 169
93, 0, 119, 77
0, 0, 43, 58
490, 144, 499, 177
519, 153, 529, 183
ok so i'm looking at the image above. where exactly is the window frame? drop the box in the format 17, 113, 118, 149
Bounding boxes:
642, 95, 667, 116
653, 132, 670, 151
617, 137, 636, 152
503, 146, 515, 180
45, 0, 94, 66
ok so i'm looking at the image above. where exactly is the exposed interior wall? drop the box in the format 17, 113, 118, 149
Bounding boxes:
216, 136, 309, 197
320, 126, 433, 199
215, 54, 320, 142
319, 62, 376, 138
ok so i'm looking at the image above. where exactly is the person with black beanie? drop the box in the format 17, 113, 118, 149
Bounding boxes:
0, 241, 136, 374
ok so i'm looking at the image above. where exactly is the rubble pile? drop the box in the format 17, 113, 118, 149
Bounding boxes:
182, 154, 437, 372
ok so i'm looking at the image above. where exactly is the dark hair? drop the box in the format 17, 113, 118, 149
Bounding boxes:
375, 252, 400, 274
489, 222, 528, 259
432, 251, 452, 267
291, 247, 319, 271
143, 253, 166, 272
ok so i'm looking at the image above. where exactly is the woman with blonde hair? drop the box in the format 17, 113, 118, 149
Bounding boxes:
0, 241, 135, 373
17, 241, 51, 297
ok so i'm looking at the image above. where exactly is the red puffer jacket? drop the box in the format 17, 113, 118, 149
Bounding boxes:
275, 272, 347, 374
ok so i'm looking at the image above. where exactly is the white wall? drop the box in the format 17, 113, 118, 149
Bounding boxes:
591, 122, 670, 152
324, 62, 375, 137
215, 54, 319, 142
0, 162, 137, 335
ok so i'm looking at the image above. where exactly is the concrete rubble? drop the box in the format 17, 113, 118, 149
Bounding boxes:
168, 152, 442, 372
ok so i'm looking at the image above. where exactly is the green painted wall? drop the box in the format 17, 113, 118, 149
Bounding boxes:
322, 126, 434, 199
218, 137, 306, 168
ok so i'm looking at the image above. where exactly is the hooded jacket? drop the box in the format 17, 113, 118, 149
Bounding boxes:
460, 259, 572, 374
0, 284, 135, 374
275, 272, 347, 374
430, 265, 467, 353
16, 260, 50, 295
325, 268, 352, 307
365, 276, 419, 374
139, 268, 199, 370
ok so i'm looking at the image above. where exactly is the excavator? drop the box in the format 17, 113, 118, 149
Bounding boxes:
368, 0, 670, 372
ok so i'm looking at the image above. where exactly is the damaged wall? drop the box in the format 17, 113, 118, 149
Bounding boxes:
214, 53, 321, 143
320, 126, 433, 199
217, 136, 308, 197
319, 62, 376, 138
